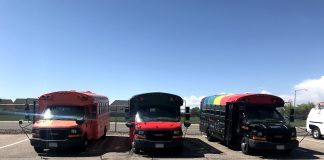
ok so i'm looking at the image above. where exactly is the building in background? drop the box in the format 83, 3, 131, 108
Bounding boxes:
0, 99, 14, 111
0, 98, 38, 113
109, 100, 129, 116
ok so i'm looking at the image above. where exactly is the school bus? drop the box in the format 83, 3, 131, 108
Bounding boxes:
200, 93, 298, 155
30, 91, 109, 153
125, 92, 191, 153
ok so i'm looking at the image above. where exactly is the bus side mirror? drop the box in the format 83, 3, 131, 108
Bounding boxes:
126, 122, 135, 128
76, 117, 85, 125
185, 106, 190, 121
289, 109, 295, 122
184, 121, 191, 128
25, 104, 30, 120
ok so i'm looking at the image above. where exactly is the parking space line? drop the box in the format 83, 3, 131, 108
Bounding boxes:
0, 139, 29, 149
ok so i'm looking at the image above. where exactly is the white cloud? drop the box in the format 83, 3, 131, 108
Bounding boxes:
183, 76, 324, 107
278, 94, 294, 103
291, 76, 324, 104
260, 90, 272, 94
182, 95, 205, 108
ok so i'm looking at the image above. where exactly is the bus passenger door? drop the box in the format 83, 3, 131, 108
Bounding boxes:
225, 103, 239, 147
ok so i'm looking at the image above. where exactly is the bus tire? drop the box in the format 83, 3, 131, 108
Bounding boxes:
312, 127, 322, 139
206, 129, 216, 142
241, 137, 252, 155
133, 147, 140, 154
33, 147, 44, 153
102, 127, 107, 140
78, 136, 89, 152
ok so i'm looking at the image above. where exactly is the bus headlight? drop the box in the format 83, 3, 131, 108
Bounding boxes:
252, 130, 266, 141
68, 129, 82, 138
135, 130, 146, 139
137, 130, 145, 135
32, 129, 40, 138
173, 130, 182, 135
71, 129, 78, 134
257, 132, 263, 137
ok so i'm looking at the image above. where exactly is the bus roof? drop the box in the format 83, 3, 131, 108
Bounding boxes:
130, 92, 183, 107
201, 93, 284, 106
39, 90, 108, 100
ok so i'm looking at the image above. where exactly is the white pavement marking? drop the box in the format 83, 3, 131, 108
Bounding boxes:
0, 139, 29, 149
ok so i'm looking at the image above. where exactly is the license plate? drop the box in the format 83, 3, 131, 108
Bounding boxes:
155, 143, 164, 148
276, 145, 285, 150
48, 142, 58, 148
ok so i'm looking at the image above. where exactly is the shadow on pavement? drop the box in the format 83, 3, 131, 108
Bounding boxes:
140, 137, 222, 158
252, 147, 324, 159
41, 135, 130, 157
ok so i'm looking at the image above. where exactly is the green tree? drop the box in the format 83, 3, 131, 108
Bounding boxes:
295, 102, 315, 119
191, 107, 200, 117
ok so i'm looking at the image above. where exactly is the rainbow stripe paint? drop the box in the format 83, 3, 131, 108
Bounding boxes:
201, 93, 284, 106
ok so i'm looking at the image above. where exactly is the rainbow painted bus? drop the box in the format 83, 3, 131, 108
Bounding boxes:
200, 93, 298, 155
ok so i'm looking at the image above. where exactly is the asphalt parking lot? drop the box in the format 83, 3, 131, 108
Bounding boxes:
1, 133, 324, 160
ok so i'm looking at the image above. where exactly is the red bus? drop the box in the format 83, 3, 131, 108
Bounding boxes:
125, 92, 191, 153
30, 91, 109, 153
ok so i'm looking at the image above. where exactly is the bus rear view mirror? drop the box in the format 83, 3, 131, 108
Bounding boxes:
25, 103, 30, 120
76, 118, 85, 125
125, 122, 135, 128
185, 106, 190, 121
289, 109, 295, 122
184, 121, 191, 128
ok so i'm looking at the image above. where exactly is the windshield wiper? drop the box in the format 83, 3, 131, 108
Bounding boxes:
265, 119, 284, 123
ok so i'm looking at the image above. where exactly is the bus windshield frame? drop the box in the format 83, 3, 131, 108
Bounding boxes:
41, 105, 85, 120
135, 106, 180, 122
244, 105, 285, 123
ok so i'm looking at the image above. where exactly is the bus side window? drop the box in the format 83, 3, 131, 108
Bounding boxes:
91, 105, 97, 119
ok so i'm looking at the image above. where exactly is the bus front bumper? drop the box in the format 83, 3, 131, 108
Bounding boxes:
248, 139, 299, 151
133, 139, 183, 150
30, 137, 83, 149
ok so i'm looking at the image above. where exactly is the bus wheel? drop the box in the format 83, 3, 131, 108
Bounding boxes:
102, 127, 107, 140
312, 127, 322, 139
206, 130, 215, 142
78, 136, 89, 152
241, 137, 252, 155
133, 147, 140, 154
33, 147, 44, 153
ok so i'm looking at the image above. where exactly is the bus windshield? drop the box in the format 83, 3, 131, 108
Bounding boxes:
245, 106, 284, 123
42, 105, 85, 120
135, 107, 180, 122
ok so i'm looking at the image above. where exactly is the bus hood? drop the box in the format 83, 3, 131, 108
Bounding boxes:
250, 122, 295, 132
33, 120, 79, 129
135, 122, 181, 131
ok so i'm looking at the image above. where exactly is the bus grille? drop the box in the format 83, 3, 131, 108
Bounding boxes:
40, 129, 68, 140
145, 131, 173, 141
266, 132, 290, 143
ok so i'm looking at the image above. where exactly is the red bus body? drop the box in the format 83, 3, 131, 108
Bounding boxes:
126, 92, 184, 153
30, 91, 109, 152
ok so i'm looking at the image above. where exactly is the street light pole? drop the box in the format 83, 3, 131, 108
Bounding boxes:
293, 89, 307, 107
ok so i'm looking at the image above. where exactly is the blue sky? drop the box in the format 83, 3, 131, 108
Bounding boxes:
1, 0, 324, 105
